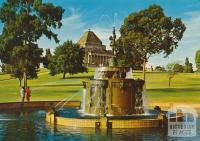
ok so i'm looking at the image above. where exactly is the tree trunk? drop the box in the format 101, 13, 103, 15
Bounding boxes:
23, 72, 27, 88
142, 60, 146, 81
169, 77, 171, 86
63, 72, 66, 79
19, 79, 22, 87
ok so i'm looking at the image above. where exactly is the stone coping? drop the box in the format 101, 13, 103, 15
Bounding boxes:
46, 113, 163, 128
0, 101, 81, 110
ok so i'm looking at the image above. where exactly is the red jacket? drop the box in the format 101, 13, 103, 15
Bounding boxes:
26, 88, 31, 97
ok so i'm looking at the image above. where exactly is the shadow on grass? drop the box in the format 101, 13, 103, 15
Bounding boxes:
64, 76, 93, 79
147, 87, 200, 93
187, 78, 200, 81
0, 78, 14, 81
40, 84, 83, 87
54, 90, 81, 93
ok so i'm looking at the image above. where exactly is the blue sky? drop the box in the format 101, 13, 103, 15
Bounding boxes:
1, 0, 200, 69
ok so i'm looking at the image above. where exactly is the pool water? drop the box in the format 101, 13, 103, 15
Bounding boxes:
57, 108, 159, 119
0, 109, 200, 141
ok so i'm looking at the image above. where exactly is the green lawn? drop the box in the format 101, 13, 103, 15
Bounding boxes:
0, 68, 199, 104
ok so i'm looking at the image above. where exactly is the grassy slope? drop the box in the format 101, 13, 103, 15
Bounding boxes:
0, 68, 199, 104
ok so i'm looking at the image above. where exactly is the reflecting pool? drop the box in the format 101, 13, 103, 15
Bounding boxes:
0, 109, 200, 141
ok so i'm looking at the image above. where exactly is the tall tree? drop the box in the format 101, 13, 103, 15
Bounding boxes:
195, 50, 200, 72
117, 4, 186, 80
188, 63, 194, 73
0, 0, 64, 87
183, 57, 193, 73
49, 40, 87, 79
183, 57, 189, 73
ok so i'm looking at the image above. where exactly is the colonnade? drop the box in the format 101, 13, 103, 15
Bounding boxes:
87, 54, 111, 66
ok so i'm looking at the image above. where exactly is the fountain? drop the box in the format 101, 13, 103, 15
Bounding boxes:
46, 66, 167, 128
45, 25, 167, 128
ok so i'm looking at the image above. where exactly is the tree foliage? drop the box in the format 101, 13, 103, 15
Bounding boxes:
166, 63, 177, 86
183, 57, 193, 73
116, 4, 186, 79
155, 66, 166, 72
0, 0, 64, 86
49, 40, 87, 79
195, 50, 200, 72
173, 64, 184, 73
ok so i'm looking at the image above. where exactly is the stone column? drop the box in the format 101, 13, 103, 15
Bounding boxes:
102, 56, 104, 65
103, 56, 105, 66
94, 54, 97, 65
97, 55, 99, 65
87, 53, 90, 66
88, 55, 91, 64
99, 55, 102, 64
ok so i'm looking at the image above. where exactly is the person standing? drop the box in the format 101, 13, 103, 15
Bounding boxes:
26, 86, 31, 102
20, 86, 25, 102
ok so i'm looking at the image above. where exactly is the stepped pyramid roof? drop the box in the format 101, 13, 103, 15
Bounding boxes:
78, 30, 102, 47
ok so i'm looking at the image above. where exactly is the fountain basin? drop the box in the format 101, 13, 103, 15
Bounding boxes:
46, 108, 166, 128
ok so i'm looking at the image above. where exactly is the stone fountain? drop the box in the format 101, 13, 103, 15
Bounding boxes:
46, 66, 166, 128
83, 67, 144, 116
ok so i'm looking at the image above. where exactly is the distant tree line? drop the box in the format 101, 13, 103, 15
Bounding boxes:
154, 57, 195, 73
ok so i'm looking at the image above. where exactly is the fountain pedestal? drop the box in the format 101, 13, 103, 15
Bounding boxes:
84, 67, 145, 116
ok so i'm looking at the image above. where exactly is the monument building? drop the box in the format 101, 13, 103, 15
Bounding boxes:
77, 30, 113, 67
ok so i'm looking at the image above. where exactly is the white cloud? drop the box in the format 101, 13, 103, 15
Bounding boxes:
183, 12, 200, 41
61, 8, 86, 30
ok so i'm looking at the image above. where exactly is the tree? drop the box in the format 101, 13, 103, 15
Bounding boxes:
4, 64, 13, 73
117, 4, 186, 80
49, 40, 87, 79
195, 50, 200, 72
166, 63, 177, 86
173, 64, 184, 72
0, 63, 23, 86
183, 57, 189, 73
115, 37, 143, 69
183, 57, 193, 73
188, 63, 194, 73
48, 56, 58, 76
0, 0, 64, 88
43, 48, 52, 68
11, 43, 43, 86
155, 66, 166, 72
